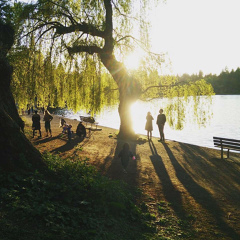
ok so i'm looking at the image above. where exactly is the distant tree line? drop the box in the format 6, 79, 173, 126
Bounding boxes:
176, 68, 240, 95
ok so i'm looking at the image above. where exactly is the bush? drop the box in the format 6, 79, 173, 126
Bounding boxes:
0, 153, 154, 240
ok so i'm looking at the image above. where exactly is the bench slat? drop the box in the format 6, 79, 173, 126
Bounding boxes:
214, 144, 240, 151
213, 137, 240, 144
213, 140, 240, 147
213, 140, 240, 145
214, 142, 240, 148
214, 141, 240, 147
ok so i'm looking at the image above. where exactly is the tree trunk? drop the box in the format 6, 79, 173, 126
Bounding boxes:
100, 53, 141, 139
0, 23, 44, 171
118, 95, 136, 139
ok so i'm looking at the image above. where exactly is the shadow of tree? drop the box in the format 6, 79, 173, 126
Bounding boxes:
94, 142, 117, 174
178, 142, 240, 201
148, 139, 186, 217
33, 134, 61, 145
209, 157, 240, 187
50, 135, 84, 154
163, 142, 240, 239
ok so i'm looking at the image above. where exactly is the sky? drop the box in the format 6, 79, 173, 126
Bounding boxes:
150, 0, 240, 75
17, 0, 240, 76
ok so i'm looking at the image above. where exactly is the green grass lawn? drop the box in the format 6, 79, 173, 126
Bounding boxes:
0, 152, 158, 240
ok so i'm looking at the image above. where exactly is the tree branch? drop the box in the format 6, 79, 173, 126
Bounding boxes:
103, 0, 114, 52
67, 45, 102, 55
46, 0, 78, 25
36, 26, 56, 42
116, 34, 136, 43
141, 79, 201, 95
111, 0, 138, 21
55, 22, 105, 38
141, 84, 175, 95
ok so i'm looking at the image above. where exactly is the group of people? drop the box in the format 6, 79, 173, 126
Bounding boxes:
59, 118, 86, 141
32, 110, 88, 142
145, 109, 166, 142
32, 108, 166, 174
59, 118, 73, 140
32, 110, 53, 138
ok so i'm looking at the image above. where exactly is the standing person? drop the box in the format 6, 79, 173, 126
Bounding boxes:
118, 142, 134, 173
27, 104, 30, 115
67, 125, 73, 141
43, 110, 53, 137
156, 108, 166, 142
32, 110, 41, 138
145, 111, 154, 139
59, 117, 66, 128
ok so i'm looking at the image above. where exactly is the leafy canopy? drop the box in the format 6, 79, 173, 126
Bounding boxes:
9, 0, 214, 130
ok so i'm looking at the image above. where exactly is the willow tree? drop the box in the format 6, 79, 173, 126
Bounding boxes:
17, 0, 213, 138
20, 0, 165, 138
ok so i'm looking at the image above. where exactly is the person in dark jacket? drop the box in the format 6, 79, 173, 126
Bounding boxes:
76, 121, 86, 138
59, 117, 66, 128
32, 110, 41, 138
67, 124, 73, 141
145, 111, 154, 139
156, 109, 166, 142
43, 110, 53, 137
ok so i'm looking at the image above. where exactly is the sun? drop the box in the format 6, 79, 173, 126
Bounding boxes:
124, 51, 142, 70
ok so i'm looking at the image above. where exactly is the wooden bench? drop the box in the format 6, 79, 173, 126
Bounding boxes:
213, 137, 240, 159
79, 116, 99, 129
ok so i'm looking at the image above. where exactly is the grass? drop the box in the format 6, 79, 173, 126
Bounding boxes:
0, 120, 198, 239
0, 151, 198, 240
0, 151, 198, 239
0, 152, 158, 240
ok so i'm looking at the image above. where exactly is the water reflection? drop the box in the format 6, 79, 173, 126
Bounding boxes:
66, 95, 240, 148
130, 95, 213, 134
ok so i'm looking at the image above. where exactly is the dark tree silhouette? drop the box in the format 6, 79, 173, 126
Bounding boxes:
0, 22, 43, 170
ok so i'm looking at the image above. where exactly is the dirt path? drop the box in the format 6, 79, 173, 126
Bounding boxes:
24, 113, 240, 239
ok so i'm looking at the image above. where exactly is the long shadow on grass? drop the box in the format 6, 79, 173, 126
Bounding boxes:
178, 142, 240, 204
163, 142, 240, 239
50, 135, 84, 154
33, 134, 60, 145
95, 140, 117, 174
148, 140, 186, 217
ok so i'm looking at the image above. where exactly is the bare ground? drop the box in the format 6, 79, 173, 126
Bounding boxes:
24, 113, 240, 239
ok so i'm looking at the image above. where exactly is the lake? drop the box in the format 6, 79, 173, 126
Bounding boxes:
65, 95, 240, 149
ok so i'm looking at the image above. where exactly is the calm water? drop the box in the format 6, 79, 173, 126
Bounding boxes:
65, 95, 240, 148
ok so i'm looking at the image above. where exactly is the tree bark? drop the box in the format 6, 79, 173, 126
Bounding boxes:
100, 53, 141, 139
0, 23, 44, 171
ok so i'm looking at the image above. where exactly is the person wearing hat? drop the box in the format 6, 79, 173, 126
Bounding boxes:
156, 109, 166, 142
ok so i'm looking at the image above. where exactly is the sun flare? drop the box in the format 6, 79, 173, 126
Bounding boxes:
124, 51, 142, 70
130, 101, 149, 133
